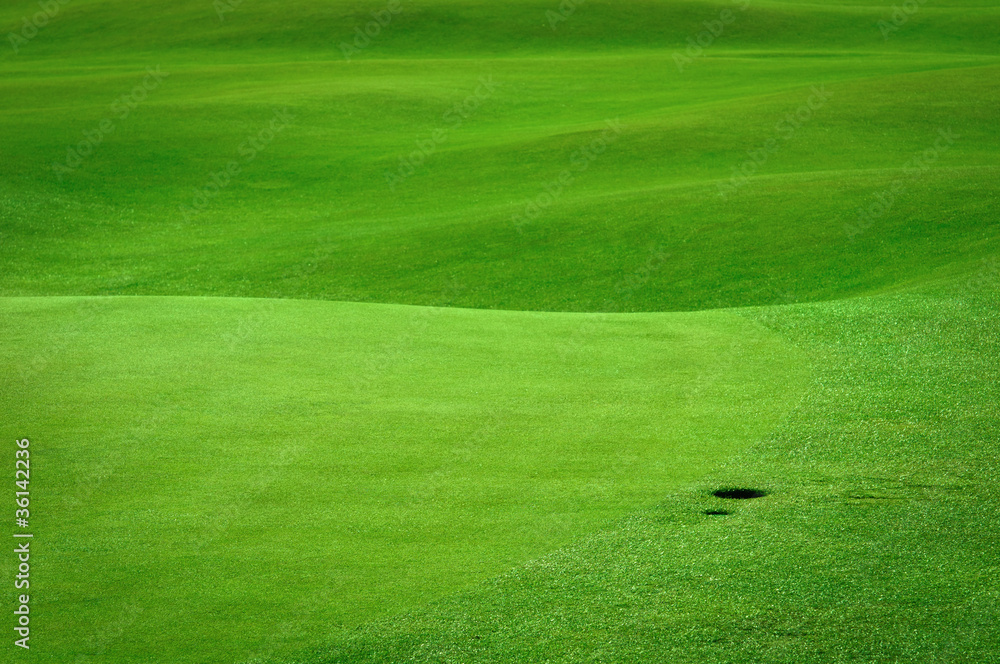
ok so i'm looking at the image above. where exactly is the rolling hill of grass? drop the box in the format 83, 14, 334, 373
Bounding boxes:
1, 0, 997, 662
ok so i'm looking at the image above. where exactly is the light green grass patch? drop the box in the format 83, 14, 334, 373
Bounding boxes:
0, 295, 809, 663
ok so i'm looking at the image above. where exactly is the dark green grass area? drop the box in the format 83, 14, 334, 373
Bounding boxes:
1, 5, 998, 310
1, 0, 999, 60
2, 60, 997, 310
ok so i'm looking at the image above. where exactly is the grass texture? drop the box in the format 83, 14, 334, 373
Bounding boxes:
0, 0, 997, 662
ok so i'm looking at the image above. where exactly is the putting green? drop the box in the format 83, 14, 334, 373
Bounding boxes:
303, 273, 1000, 663
0, 295, 808, 663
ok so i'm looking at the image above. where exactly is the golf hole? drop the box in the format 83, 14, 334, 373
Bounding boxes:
712, 488, 767, 500
704, 509, 730, 516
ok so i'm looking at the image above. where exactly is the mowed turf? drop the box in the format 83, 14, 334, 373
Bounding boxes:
1, 2, 998, 311
1, 0, 998, 662
300, 273, 1000, 664
0, 296, 809, 663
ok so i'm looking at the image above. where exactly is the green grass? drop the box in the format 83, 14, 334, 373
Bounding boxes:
296, 274, 1000, 664
1, 0, 998, 662
0, 296, 808, 663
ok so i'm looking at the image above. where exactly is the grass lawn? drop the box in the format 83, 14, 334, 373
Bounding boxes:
0, 0, 997, 662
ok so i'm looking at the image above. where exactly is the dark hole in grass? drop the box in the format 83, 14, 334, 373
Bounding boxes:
704, 509, 730, 516
713, 488, 767, 500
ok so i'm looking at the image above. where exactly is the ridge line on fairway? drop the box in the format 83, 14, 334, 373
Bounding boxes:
1, 293, 740, 317
629, 163, 997, 198
345, 61, 997, 161
0, 275, 967, 316
3, 51, 996, 74
747, 0, 1000, 10
569, 59, 999, 127
297, 163, 993, 239
2, 56, 994, 121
